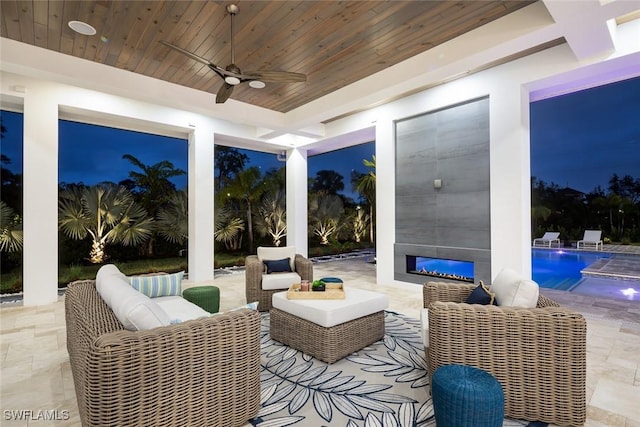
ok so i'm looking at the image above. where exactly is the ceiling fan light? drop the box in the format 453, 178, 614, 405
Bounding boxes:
249, 80, 266, 89
225, 76, 240, 85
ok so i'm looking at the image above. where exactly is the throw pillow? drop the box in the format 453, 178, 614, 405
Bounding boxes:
264, 258, 292, 274
490, 268, 539, 308
465, 280, 496, 305
130, 271, 184, 298
257, 246, 297, 271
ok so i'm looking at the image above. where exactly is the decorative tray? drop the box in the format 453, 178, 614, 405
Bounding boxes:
286, 283, 345, 300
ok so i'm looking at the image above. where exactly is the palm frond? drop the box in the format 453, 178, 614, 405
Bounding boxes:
0, 201, 23, 252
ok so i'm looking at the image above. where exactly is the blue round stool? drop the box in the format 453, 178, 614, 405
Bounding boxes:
432, 364, 504, 427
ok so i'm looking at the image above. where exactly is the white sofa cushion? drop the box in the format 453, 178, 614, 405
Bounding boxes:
96, 264, 171, 331
272, 287, 388, 328
257, 246, 296, 271
261, 272, 301, 290
155, 296, 210, 323
490, 267, 539, 308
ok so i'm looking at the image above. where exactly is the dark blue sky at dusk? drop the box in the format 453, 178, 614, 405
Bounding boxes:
0, 112, 374, 200
530, 76, 640, 193
2, 75, 638, 198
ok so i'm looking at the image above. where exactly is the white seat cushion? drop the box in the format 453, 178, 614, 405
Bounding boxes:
262, 272, 301, 290
272, 287, 388, 328
490, 267, 539, 308
420, 308, 429, 347
96, 264, 171, 331
258, 246, 297, 271
154, 296, 210, 323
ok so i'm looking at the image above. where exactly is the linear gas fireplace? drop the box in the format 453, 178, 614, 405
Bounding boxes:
406, 255, 474, 283
394, 244, 490, 285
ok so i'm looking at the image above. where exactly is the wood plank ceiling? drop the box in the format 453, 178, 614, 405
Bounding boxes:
1, 1, 536, 113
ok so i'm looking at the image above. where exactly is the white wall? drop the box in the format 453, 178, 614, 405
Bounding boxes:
21, 82, 59, 305
286, 147, 309, 257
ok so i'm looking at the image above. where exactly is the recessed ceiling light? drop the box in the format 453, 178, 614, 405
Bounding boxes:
68, 20, 96, 36
249, 80, 266, 89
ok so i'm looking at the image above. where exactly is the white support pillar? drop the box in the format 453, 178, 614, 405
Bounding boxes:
489, 85, 532, 278
22, 83, 59, 305
375, 118, 395, 285
286, 147, 308, 257
187, 125, 215, 282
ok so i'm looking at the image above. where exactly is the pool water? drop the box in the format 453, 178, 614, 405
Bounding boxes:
532, 249, 612, 290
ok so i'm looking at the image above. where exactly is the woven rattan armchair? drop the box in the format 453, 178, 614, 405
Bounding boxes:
245, 252, 313, 311
65, 280, 261, 427
423, 281, 586, 427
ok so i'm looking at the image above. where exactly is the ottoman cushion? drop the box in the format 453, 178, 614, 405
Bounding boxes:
272, 288, 388, 328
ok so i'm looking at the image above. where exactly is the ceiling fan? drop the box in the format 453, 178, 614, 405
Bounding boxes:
160, 4, 306, 104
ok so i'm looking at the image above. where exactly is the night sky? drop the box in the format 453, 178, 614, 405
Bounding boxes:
530, 76, 640, 193
1, 76, 638, 197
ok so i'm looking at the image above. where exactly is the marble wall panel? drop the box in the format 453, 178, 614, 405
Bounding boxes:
394, 96, 491, 283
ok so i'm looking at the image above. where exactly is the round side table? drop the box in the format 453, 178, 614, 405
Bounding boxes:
183, 286, 220, 314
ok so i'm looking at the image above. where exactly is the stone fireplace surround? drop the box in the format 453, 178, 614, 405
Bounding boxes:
394, 97, 491, 286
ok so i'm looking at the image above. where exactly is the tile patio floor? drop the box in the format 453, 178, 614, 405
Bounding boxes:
1, 258, 640, 426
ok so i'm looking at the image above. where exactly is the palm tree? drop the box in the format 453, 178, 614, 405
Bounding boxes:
225, 167, 265, 253
156, 189, 188, 245
355, 155, 376, 243
214, 205, 245, 251
350, 206, 369, 243
309, 193, 344, 245
0, 200, 23, 253
58, 184, 154, 263
121, 154, 185, 256
255, 190, 287, 246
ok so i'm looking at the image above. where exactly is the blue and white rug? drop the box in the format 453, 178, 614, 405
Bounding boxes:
250, 311, 544, 427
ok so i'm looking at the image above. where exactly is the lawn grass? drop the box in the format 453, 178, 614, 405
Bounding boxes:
1, 253, 250, 294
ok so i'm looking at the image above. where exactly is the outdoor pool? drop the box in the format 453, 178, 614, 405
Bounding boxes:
532, 248, 611, 290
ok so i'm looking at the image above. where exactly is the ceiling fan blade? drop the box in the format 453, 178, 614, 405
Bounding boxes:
160, 41, 212, 66
216, 83, 235, 104
246, 71, 307, 83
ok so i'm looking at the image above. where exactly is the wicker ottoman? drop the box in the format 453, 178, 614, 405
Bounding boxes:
432, 364, 504, 427
182, 286, 220, 313
270, 287, 388, 363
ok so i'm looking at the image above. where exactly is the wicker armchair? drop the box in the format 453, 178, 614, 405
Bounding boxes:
65, 280, 261, 427
245, 251, 313, 311
423, 281, 586, 427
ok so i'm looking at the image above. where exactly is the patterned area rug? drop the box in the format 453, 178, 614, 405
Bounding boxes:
250, 311, 543, 427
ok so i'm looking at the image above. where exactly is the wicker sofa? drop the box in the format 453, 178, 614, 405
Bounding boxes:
65, 279, 261, 427
245, 248, 313, 311
423, 281, 587, 427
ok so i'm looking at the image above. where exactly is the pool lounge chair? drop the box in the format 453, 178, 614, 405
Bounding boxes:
577, 229, 603, 251
532, 231, 561, 248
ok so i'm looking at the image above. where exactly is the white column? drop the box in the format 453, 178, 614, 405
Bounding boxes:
286, 147, 308, 257
22, 83, 59, 305
375, 118, 395, 285
187, 125, 215, 282
489, 85, 532, 277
